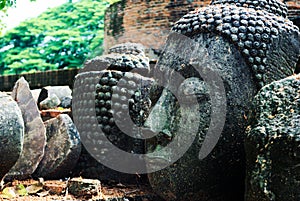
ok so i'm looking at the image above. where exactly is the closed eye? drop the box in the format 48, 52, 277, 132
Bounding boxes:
178, 77, 210, 103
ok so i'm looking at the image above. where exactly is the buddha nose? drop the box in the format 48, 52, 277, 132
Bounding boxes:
144, 89, 177, 139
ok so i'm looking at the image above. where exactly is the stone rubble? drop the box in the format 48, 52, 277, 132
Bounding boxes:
7, 77, 46, 180
0, 92, 24, 180
33, 114, 81, 179
245, 74, 300, 201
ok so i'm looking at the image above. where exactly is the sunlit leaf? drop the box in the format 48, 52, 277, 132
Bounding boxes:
15, 184, 28, 196
1, 187, 16, 199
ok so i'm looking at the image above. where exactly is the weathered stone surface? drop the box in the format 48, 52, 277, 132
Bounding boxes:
145, 0, 300, 200
45, 86, 72, 100
34, 114, 81, 179
72, 43, 152, 183
245, 74, 300, 201
40, 94, 61, 109
30, 89, 41, 103
108, 43, 147, 56
73, 70, 153, 183
173, 0, 300, 88
146, 31, 255, 201
67, 178, 101, 198
83, 44, 149, 73
7, 77, 46, 180
37, 86, 72, 107
0, 92, 24, 179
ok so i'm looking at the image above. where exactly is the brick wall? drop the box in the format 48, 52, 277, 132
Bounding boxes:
287, 0, 300, 29
104, 0, 211, 58
287, 0, 300, 17
104, 0, 300, 59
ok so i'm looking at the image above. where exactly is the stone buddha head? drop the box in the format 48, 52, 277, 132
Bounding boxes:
145, 0, 300, 200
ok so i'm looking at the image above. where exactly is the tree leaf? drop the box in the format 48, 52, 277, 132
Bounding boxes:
1, 187, 16, 199
15, 184, 28, 196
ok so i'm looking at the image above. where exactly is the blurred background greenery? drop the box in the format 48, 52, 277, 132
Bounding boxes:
0, 0, 120, 75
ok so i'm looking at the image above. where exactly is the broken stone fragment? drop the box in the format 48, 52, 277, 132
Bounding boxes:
60, 96, 72, 108
245, 74, 300, 201
30, 89, 41, 103
67, 177, 101, 198
0, 92, 24, 180
37, 86, 72, 105
33, 114, 81, 179
7, 77, 46, 180
40, 94, 61, 109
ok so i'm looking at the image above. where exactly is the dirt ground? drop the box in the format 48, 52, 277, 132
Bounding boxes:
0, 178, 162, 201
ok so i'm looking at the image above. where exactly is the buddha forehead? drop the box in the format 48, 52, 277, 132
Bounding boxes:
211, 0, 287, 17
155, 32, 250, 83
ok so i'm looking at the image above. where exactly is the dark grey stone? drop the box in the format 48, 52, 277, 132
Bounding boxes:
145, 0, 300, 200
67, 177, 101, 198
146, 31, 256, 201
73, 70, 154, 183
211, 0, 287, 17
108, 43, 146, 56
245, 74, 300, 201
34, 114, 81, 179
7, 77, 46, 180
39, 94, 61, 109
72, 43, 152, 183
172, 0, 300, 88
37, 86, 72, 108
82, 43, 149, 73
0, 92, 24, 179
60, 96, 72, 108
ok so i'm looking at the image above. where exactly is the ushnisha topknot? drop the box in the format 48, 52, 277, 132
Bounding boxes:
171, 0, 299, 88
83, 43, 149, 72
72, 42, 154, 180
108, 42, 146, 56
211, 0, 288, 17
77, 43, 152, 141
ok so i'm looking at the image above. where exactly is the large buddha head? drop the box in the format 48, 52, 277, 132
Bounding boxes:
144, 0, 300, 200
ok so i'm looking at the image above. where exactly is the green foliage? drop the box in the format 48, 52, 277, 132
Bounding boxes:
0, 0, 109, 75
0, 0, 6, 10
0, 0, 18, 10
105, 0, 121, 4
